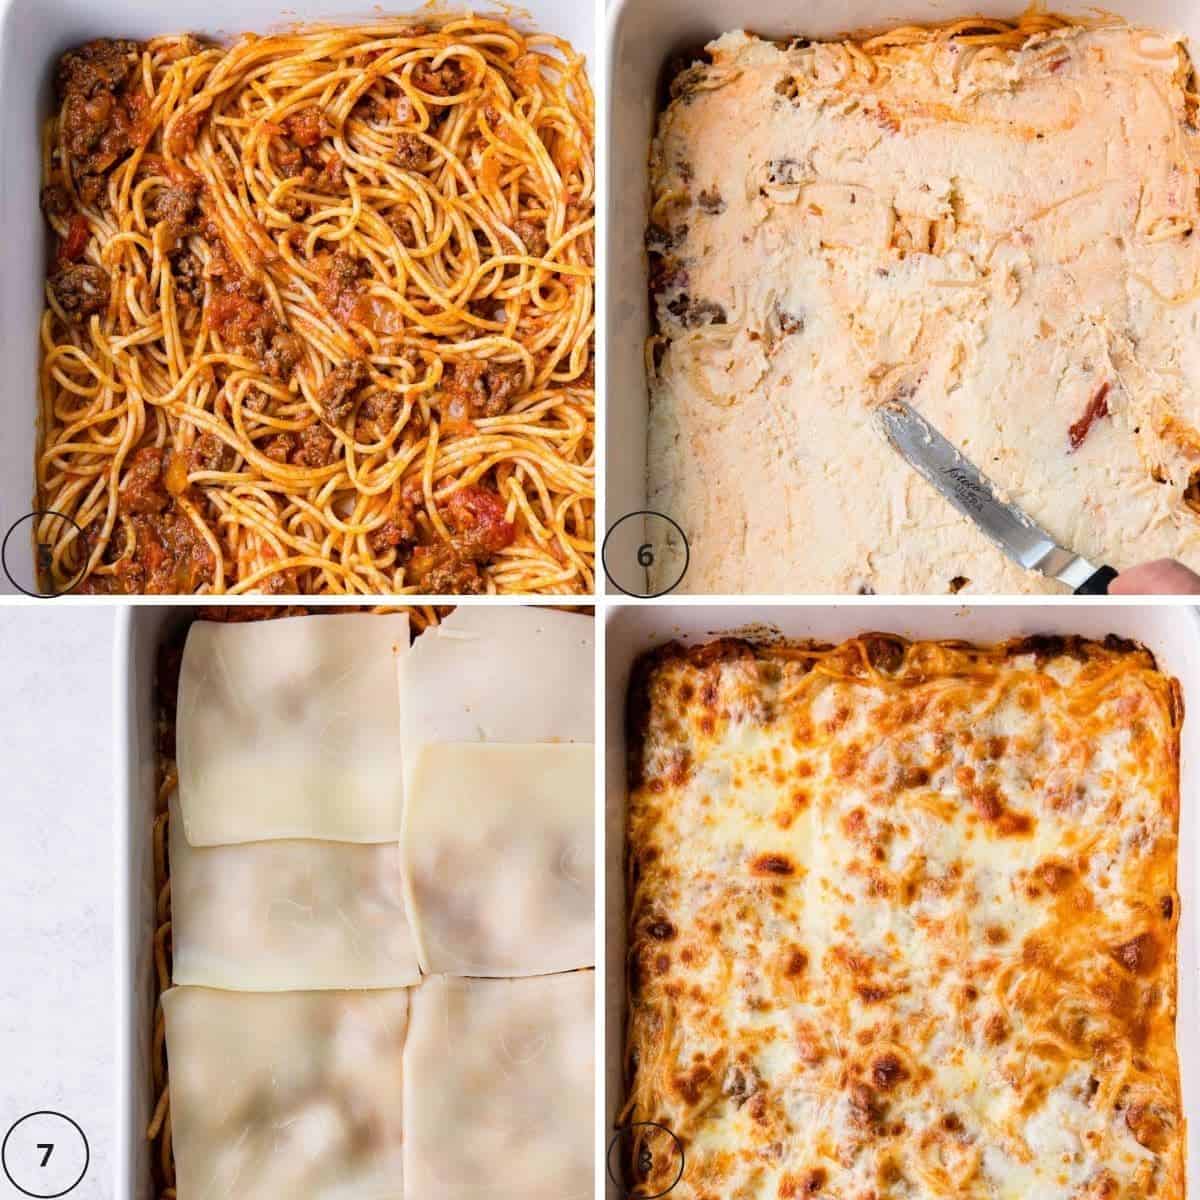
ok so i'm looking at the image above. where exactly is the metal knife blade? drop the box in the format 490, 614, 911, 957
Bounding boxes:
875, 399, 1104, 591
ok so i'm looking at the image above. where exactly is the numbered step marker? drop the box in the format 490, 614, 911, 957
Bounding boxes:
606, 1120, 685, 1198
1, 513, 86, 598
601, 511, 689, 597
2, 1112, 89, 1198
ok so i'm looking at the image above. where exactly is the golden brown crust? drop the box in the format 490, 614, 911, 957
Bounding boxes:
623, 632, 1183, 1200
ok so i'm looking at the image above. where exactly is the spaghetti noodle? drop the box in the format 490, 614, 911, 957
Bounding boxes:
37, 17, 594, 595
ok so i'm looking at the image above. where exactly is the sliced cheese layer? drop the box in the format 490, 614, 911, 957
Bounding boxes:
168, 794, 420, 991
177, 613, 408, 844
403, 974, 593, 1199
399, 607, 593, 766
163, 985, 408, 1200
402, 742, 594, 976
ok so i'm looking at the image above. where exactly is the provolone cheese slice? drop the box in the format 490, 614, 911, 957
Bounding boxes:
402, 743, 595, 976
399, 607, 593, 767
163, 985, 408, 1200
168, 794, 420, 991
403, 974, 593, 1200
177, 613, 408, 844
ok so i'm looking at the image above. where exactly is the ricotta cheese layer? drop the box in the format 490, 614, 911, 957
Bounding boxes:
647, 21, 1200, 593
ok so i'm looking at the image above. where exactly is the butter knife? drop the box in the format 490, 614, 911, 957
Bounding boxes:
875, 399, 1117, 595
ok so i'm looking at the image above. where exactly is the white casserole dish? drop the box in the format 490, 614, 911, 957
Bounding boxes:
114, 605, 185, 1200
603, 601, 1200, 1195
602, 0, 1200, 594
116, 597, 604, 1200
0, 0, 594, 595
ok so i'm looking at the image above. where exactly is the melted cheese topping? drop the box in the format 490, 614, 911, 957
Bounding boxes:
646, 18, 1200, 594
625, 635, 1183, 1200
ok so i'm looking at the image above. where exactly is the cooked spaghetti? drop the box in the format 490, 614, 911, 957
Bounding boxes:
38, 17, 594, 595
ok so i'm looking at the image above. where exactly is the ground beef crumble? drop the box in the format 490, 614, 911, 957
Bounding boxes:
407, 482, 515, 593
283, 106, 333, 147
263, 433, 295, 463
56, 39, 145, 204
436, 360, 525, 423
319, 249, 365, 323
394, 133, 427, 168
150, 176, 202, 235
513, 217, 549, 257
204, 238, 304, 377
119, 446, 170, 513
49, 264, 110, 322
367, 510, 418, 556
188, 433, 234, 473
262, 330, 303, 380
170, 249, 205, 307
318, 359, 369, 424
294, 424, 339, 468
412, 58, 468, 96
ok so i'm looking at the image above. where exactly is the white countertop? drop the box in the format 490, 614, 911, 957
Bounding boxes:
0, 605, 115, 1199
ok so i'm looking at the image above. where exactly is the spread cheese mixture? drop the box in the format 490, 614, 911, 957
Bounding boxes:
646, 17, 1200, 593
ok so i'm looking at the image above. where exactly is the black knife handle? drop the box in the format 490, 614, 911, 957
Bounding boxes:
1074, 564, 1118, 595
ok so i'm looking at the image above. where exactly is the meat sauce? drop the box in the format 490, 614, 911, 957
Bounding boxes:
77, 446, 215, 594
318, 250, 366, 325
407, 484, 516, 593
48, 264, 109, 321
437, 360, 526, 425
56, 39, 148, 204
92, 448, 516, 593
203, 239, 303, 377
45, 41, 531, 595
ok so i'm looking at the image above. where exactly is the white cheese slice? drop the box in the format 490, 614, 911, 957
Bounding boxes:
168, 793, 420, 991
402, 974, 593, 1199
163, 985, 408, 1200
402, 742, 594, 976
176, 613, 408, 844
399, 607, 593, 769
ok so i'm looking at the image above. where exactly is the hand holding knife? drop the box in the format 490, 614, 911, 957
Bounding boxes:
875, 399, 1118, 595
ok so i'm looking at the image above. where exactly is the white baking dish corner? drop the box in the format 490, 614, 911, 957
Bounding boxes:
604, 602, 1200, 1195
